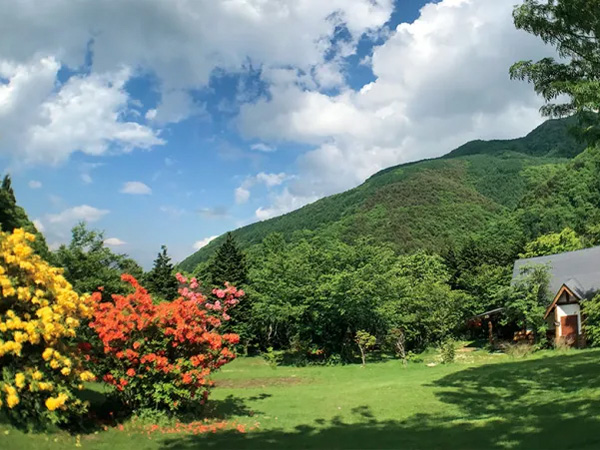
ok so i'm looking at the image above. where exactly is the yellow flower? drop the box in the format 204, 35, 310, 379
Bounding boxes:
15, 373, 25, 389
32, 371, 43, 381
45, 393, 68, 411
50, 359, 60, 369
79, 371, 95, 382
60, 367, 71, 376
42, 348, 54, 361
38, 382, 53, 391
6, 394, 19, 408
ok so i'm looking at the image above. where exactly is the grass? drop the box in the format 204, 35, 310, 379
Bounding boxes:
2, 347, 600, 449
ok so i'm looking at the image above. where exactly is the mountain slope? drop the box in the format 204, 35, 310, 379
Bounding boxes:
178, 117, 583, 272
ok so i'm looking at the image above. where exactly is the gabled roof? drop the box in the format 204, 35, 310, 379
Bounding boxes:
543, 283, 582, 319
512, 246, 600, 300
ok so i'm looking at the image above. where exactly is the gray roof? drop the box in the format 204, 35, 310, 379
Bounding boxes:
512, 246, 600, 299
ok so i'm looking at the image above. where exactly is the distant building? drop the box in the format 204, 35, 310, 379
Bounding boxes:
512, 246, 600, 346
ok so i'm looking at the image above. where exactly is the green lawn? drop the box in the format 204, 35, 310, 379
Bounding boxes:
2, 348, 600, 449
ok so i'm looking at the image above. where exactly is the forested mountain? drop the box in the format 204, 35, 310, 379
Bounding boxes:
179, 117, 583, 272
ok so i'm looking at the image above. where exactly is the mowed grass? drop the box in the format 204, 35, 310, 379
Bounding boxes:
2, 348, 600, 449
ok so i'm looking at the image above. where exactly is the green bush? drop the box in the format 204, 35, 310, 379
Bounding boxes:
440, 339, 456, 364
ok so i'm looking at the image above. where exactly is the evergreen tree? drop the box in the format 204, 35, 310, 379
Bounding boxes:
146, 245, 179, 300
208, 233, 250, 349
0, 174, 50, 258
208, 232, 248, 288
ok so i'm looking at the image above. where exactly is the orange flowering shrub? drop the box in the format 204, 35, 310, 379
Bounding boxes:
89, 273, 241, 411
0, 229, 95, 429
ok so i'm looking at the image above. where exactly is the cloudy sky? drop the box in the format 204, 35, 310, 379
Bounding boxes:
0, 0, 553, 267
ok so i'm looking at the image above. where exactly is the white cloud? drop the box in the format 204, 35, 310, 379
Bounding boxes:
28, 180, 42, 189
256, 172, 287, 187
81, 173, 93, 184
104, 237, 127, 246
240, 0, 553, 218
47, 205, 109, 224
145, 89, 202, 125
193, 235, 218, 250
1, 0, 393, 132
0, 58, 164, 165
235, 172, 288, 204
33, 219, 45, 233
250, 143, 275, 153
235, 187, 251, 205
120, 181, 152, 195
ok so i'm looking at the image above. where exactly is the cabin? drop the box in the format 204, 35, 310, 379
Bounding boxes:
512, 246, 600, 346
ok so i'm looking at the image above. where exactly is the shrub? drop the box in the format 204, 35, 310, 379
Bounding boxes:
89, 273, 242, 412
0, 229, 95, 429
440, 339, 456, 364
355, 330, 376, 366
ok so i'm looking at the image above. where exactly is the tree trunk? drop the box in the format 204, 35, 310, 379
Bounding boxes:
395, 330, 406, 366
359, 345, 366, 366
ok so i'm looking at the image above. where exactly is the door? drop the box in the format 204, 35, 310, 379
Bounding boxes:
560, 315, 578, 345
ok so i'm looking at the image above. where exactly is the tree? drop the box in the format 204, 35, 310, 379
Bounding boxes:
502, 264, 552, 342
519, 227, 585, 258
0, 174, 49, 259
510, 0, 600, 144
355, 331, 376, 366
53, 223, 143, 301
146, 245, 178, 300
208, 232, 248, 288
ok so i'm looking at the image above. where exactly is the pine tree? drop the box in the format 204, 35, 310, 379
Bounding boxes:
208, 233, 250, 348
208, 232, 248, 288
146, 245, 179, 300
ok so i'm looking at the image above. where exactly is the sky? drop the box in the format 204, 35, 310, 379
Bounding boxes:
0, 0, 554, 268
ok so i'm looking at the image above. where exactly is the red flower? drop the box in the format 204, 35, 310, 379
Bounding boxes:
126, 368, 136, 377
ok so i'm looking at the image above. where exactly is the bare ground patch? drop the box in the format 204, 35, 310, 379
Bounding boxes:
215, 376, 308, 389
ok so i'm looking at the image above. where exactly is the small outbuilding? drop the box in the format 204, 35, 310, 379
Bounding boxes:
512, 246, 600, 346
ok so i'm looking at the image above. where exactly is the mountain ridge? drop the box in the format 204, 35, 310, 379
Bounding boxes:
178, 116, 585, 272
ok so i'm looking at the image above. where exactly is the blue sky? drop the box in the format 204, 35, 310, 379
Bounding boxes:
0, 0, 551, 268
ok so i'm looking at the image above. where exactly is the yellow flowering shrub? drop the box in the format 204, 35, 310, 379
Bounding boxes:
0, 229, 95, 428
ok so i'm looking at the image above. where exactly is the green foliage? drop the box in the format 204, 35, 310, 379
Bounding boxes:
519, 227, 584, 258
178, 117, 580, 272
440, 339, 456, 364
0, 174, 50, 259
501, 264, 551, 342
354, 331, 377, 366
207, 233, 250, 344
510, 0, 600, 144
583, 293, 600, 346
208, 233, 248, 288
53, 223, 143, 301
145, 245, 178, 301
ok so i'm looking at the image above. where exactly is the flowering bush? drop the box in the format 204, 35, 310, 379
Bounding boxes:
89, 273, 242, 412
0, 229, 96, 428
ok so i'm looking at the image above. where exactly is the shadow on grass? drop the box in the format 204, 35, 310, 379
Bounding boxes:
158, 351, 600, 449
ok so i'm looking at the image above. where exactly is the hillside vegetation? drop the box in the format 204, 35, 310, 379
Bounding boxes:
179, 117, 583, 271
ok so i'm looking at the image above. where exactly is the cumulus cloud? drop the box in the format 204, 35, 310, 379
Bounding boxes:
235, 187, 251, 205
0, 58, 164, 165
240, 0, 553, 217
235, 172, 288, 204
28, 180, 42, 189
47, 205, 109, 224
1, 0, 393, 135
197, 206, 229, 219
104, 237, 127, 246
120, 181, 152, 195
193, 235, 218, 250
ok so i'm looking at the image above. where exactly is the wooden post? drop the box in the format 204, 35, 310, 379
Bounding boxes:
488, 320, 494, 347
